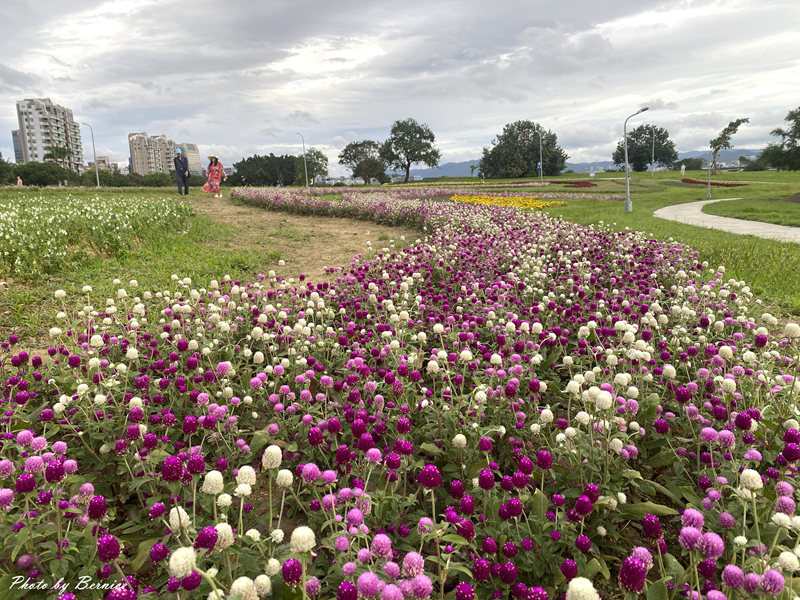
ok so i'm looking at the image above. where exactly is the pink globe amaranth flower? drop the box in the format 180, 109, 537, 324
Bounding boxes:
681, 508, 704, 528
357, 571, 383, 598
706, 591, 726, 600
306, 576, 321, 597
719, 512, 736, 528
342, 562, 357, 576
384, 561, 400, 579
699, 532, 725, 559
0, 488, 13, 507
776, 481, 795, 496
678, 526, 702, 550
630, 547, 654, 570
335, 536, 350, 552
381, 584, 403, 600
346, 508, 364, 526
618, 556, 648, 592
410, 574, 433, 598
0, 459, 14, 477
742, 572, 762, 594
761, 569, 785, 595
337, 581, 357, 600
776, 495, 796, 515
97, 533, 120, 562
417, 517, 433, 534
417, 464, 442, 488
282, 558, 303, 585
402, 551, 425, 577
371, 533, 392, 559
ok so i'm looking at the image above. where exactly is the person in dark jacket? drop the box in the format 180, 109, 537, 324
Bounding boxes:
174, 148, 190, 195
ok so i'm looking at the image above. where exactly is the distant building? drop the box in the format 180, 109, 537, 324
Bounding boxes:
15, 98, 83, 171
176, 143, 202, 175
128, 132, 175, 175
223, 166, 234, 177
11, 130, 23, 162
88, 156, 115, 171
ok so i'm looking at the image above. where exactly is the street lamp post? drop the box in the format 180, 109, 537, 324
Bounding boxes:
80, 122, 100, 188
534, 127, 544, 184
623, 107, 649, 213
651, 125, 656, 176
297, 132, 309, 189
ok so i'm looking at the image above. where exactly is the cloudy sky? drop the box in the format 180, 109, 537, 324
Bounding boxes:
1, 0, 798, 173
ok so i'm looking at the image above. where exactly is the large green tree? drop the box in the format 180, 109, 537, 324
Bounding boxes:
44, 145, 74, 171
479, 121, 568, 178
760, 106, 800, 170
339, 140, 382, 183
228, 154, 297, 186
296, 148, 329, 185
0, 153, 13, 184
379, 119, 440, 183
710, 118, 749, 172
613, 124, 677, 172
13, 161, 76, 186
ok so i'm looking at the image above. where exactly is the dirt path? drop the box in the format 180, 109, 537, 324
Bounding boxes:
192, 195, 419, 280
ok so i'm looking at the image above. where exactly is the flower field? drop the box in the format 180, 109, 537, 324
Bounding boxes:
450, 194, 565, 210
2, 187, 800, 600
0, 193, 192, 275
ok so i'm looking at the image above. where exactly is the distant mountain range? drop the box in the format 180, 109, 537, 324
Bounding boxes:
410, 149, 764, 179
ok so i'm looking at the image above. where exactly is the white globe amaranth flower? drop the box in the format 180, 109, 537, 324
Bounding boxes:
734, 535, 748, 547
207, 591, 225, 600
773, 513, 793, 529
784, 323, 800, 339
270, 529, 284, 544
235, 483, 253, 497
740, 469, 763, 491
778, 550, 800, 572
265, 558, 281, 576
565, 577, 600, 600
452, 434, 467, 449
202, 470, 225, 495
54, 289, 66, 299
254, 574, 272, 598
168, 547, 196, 578
169, 506, 191, 531
230, 576, 258, 600
290, 525, 316, 553
276, 469, 294, 489
215, 522, 235, 549
236, 465, 257, 486
245, 528, 262, 542
539, 407, 554, 424
594, 390, 613, 411
217, 493, 233, 508
261, 445, 282, 470
575, 411, 591, 426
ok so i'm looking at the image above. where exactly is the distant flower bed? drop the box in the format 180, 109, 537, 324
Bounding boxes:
548, 180, 597, 188
681, 178, 748, 187
451, 194, 565, 210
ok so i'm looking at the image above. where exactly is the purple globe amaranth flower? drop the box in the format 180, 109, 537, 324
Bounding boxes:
454, 582, 475, 600
282, 558, 303, 585
618, 556, 648, 593
160, 455, 183, 481
149, 542, 169, 562
535, 448, 553, 469
681, 508, 704, 528
88, 495, 107, 519
357, 571, 383, 597
15, 473, 36, 493
148, 502, 166, 519
630, 547, 654, 570
97, 533, 121, 562
575, 534, 592, 553
417, 464, 442, 489
743, 573, 762, 594
337, 581, 358, 600
574, 494, 593, 516
182, 570, 202, 590
194, 525, 218, 550
560, 558, 578, 580
641, 513, 662, 539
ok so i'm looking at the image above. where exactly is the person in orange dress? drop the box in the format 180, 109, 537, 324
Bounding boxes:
203, 155, 225, 198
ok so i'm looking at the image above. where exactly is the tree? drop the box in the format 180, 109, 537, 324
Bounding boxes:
673, 158, 704, 171
44, 145, 73, 171
710, 118, 749, 172
228, 154, 297, 186
479, 121, 568, 178
339, 140, 382, 183
0, 153, 13, 185
379, 118, 440, 183
760, 106, 800, 170
354, 157, 388, 184
296, 148, 329, 186
613, 124, 677, 172
13, 161, 76, 186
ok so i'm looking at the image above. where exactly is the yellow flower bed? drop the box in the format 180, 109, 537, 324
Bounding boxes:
450, 194, 565, 210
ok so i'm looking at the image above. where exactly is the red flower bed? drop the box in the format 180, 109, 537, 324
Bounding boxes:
548, 180, 597, 188
681, 177, 747, 187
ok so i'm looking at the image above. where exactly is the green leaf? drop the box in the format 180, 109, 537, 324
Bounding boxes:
132, 537, 161, 572
622, 469, 643, 480
621, 502, 678, 518
441, 534, 468, 546
647, 580, 669, 600
663, 553, 686, 582
419, 442, 443, 456
532, 489, 548, 522
584, 557, 611, 580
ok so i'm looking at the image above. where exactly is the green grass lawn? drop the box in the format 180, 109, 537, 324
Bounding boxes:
544, 170, 800, 313
703, 196, 800, 227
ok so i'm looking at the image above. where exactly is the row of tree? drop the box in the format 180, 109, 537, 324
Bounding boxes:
227, 150, 328, 187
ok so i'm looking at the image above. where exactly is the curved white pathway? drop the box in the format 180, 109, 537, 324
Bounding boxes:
653, 198, 800, 244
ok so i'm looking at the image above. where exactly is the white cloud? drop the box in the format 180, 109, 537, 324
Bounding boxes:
1, 0, 799, 169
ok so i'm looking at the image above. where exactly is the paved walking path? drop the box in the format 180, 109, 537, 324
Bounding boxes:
653, 197, 800, 244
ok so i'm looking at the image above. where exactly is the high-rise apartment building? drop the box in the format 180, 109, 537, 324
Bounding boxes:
176, 143, 202, 175
128, 132, 176, 175
11, 130, 23, 162
15, 98, 83, 171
